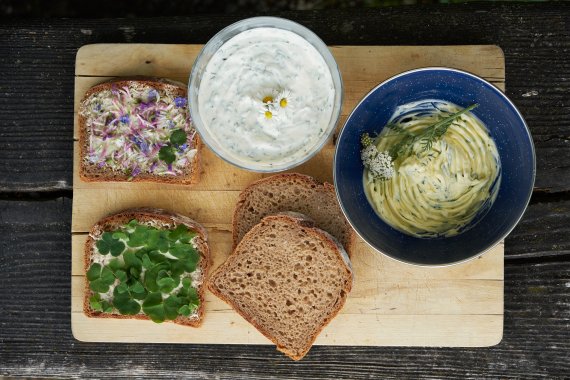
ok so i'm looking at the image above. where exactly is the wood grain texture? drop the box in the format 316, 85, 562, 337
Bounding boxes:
0, 3, 569, 192
70, 44, 504, 347
1, 3, 570, 378
1, 198, 569, 378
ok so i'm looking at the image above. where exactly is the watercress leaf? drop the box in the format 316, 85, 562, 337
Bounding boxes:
157, 238, 170, 253
168, 225, 188, 241
108, 258, 123, 272
130, 267, 141, 279
101, 232, 114, 242
102, 301, 114, 313
96, 239, 111, 255
186, 287, 199, 305
115, 269, 128, 282
109, 240, 125, 256
89, 279, 110, 293
182, 277, 192, 289
164, 295, 182, 320
90, 294, 101, 302
159, 145, 176, 164
149, 250, 168, 264
142, 292, 166, 323
127, 225, 150, 247
113, 291, 141, 315
170, 260, 186, 277
112, 231, 128, 240
116, 282, 129, 294
144, 262, 169, 292
178, 305, 191, 317
100, 266, 116, 285
157, 277, 176, 293
183, 251, 200, 273
130, 281, 145, 294
146, 229, 160, 249
142, 253, 153, 269
86, 263, 102, 281
90, 300, 102, 312
123, 251, 142, 270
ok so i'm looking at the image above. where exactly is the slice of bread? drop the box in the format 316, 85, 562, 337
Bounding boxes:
83, 208, 211, 327
78, 77, 201, 184
209, 213, 353, 360
232, 173, 354, 253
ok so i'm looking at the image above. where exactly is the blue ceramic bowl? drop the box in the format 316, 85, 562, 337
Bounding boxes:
334, 67, 535, 266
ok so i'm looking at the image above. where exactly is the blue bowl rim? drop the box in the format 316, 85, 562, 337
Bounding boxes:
333, 66, 536, 267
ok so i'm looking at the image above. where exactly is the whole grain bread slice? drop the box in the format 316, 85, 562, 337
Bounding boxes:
78, 77, 201, 184
209, 213, 353, 360
232, 173, 354, 254
83, 208, 211, 327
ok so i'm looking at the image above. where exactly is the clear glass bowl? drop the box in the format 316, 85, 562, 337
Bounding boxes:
188, 16, 343, 172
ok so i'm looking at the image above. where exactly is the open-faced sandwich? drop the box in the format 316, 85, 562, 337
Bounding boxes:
78, 78, 201, 184
83, 208, 210, 326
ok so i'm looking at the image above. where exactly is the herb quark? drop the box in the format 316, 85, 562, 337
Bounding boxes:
87, 220, 201, 323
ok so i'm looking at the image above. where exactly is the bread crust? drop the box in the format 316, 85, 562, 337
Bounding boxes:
78, 77, 201, 185
83, 208, 211, 327
232, 173, 356, 253
209, 213, 353, 360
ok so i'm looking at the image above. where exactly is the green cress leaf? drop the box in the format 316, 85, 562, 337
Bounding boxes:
113, 288, 141, 315
148, 250, 168, 264
182, 277, 192, 289
86, 263, 102, 281
187, 287, 199, 305
116, 282, 129, 294
159, 146, 176, 164
130, 281, 145, 294
146, 229, 160, 249
170, 129, 187, 146
96, 232, 126, 256
157, 277, 177, 293
108, 258, 123, 272
87, 264, 116, 293
129, 267, 141, 279
102, 301, 113, 313
170, 260, 186, 277
142, 292, 166, 323
178, 305, 191, 317
157, 237, 170, 253
112, 231, 128, 240
141, 253, 153, 269
123, 251, 142, 270
101, 266, 115, 284
89, 294, 102, 311
168, 225, 188, 241
144, 262, 169, 292
115, 269, 128, 282
109, 240, 125, 256
164, 296, 182, 320
128, 225, 150, 247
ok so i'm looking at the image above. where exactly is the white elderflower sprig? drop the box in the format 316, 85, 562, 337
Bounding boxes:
360, 133, 394, 181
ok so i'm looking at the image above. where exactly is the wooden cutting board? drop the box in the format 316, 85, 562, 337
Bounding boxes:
71, 44, 504, 346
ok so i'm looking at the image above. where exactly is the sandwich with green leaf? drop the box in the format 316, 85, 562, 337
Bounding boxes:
83, 208, 210, 326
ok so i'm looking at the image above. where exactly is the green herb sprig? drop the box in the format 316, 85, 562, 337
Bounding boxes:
159, 129, 188, 165
87, 220, 200, 323
386, 104, 478, 161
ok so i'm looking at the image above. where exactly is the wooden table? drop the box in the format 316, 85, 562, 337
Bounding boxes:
1, 3, 569, 378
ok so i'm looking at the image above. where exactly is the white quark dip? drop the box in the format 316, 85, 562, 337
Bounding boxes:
197, 27, 335, 166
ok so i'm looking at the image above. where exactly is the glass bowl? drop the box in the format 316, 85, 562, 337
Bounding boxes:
188, 16, 343, 172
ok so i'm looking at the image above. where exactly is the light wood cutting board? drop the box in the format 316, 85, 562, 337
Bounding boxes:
71, 44, 505, 346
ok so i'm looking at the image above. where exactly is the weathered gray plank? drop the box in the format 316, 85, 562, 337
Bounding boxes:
0, 3, 569, 192
0, 197, 568, 378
